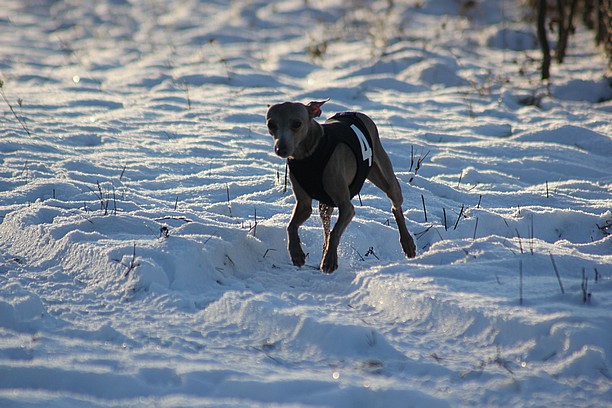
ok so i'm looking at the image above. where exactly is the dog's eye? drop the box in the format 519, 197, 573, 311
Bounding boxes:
290, 120, 302, 130
267, 121, 277, 132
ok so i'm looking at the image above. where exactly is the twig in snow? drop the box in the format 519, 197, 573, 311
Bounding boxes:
21, 160, 29, 183
549, 253, 565, 294
154, 215, 192, 223
112, 184, 117, 215
207, 38, 232, 80
250, 344, 283, 365
366, 331, 377, 347
365, 247, 380, 260
226, 184, 232, 216
421, 194, 428, 222
434, 227, 444, 241
473, 217, 479, 239
581, 268, 591, 304
123, 243, 140, 277
351, 246, 365, 261
515, 228, 524, 254
430, 353, 443, 363
263, 248, 276, 258
93, 180, 110, 215
182, 81, 192, 109
596, 220, 612, 236
453, 204, 465, 230
443, 208, 448, 231
96, 180, 105, 212
415, 150, 429, 174
519, 260, 524, 305
415, 224, 434, 239
408, 147, 429, 182
529, 215, 534, 255
461, 346, 515, 378
0, 80, 31, 136
494, 346, 515, 375
248, 207, 258, 237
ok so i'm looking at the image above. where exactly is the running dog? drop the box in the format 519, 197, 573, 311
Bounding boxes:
266, 100, 416, 273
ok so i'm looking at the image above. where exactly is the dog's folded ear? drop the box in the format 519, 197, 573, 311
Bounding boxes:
306, 99, 329, 118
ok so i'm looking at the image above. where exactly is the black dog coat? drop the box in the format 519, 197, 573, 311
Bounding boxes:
288, 112, 373, 207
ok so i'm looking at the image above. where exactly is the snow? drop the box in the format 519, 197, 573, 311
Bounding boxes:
1, 0, 611, 406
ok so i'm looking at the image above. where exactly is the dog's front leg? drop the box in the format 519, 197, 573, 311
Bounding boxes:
321, 200, 354, 273
287, 175, 312, 267
287, 200, 311, 267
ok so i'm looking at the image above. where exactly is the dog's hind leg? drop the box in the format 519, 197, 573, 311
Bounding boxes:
367, 161, 416, 258
321, 200, 354, 273
318, 203, 334, 255
321, 144, 357, 273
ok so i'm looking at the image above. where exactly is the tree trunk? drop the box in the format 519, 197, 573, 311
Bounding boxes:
556, 0, 578, 63
602, 0, 612, 70
537, 0, 551, 79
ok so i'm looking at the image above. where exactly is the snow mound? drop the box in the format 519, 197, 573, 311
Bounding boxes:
513, 125, 612, 158
403, 60, 470, 88
552, 78, 612, 103
485, 27, 538, 51
0, 281, 45, 333
1, 0, 611, 406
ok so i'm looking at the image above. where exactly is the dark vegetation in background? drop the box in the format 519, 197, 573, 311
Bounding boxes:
527, 0, 612, 79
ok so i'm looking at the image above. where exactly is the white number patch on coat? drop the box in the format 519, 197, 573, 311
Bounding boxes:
351, 124, 372, 167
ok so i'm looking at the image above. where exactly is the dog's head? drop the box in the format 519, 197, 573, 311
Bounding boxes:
266, 100, 327, 158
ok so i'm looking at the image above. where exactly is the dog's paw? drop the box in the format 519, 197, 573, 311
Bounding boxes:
320, 251, 338, 274
289, 248, 306, 267
288, 238, 307, 267
401, 237, 417, 258
292, 256, 306, 267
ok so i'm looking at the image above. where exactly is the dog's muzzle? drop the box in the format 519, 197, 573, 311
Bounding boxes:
274, 139, 292, 158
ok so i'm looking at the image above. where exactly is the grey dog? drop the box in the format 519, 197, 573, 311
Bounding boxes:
266, 100, 416, 273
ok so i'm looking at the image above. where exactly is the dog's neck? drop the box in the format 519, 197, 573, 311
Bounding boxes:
292, 120, 323, 160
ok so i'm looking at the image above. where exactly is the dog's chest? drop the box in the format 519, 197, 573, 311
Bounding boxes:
288, 112, 373, 206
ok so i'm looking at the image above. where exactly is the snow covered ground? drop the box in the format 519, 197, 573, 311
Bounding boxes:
1, 0, 611, 406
